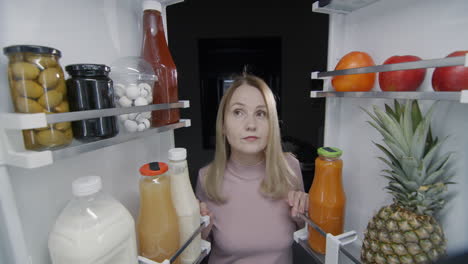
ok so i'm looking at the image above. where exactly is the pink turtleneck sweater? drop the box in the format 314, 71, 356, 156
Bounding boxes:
196, 154, 304, 264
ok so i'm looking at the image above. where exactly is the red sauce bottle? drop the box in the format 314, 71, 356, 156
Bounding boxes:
141, 1, 180, 127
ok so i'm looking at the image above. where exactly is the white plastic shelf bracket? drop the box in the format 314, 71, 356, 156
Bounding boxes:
325, 231, 358, 264
461, 90, 468, 103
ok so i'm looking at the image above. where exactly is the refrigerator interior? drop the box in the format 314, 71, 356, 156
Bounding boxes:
1, 0, 468, 263
0, 0, 179, 263
321, 0, 468, 257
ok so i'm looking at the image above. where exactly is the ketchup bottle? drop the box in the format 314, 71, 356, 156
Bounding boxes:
141, 0, 180, 127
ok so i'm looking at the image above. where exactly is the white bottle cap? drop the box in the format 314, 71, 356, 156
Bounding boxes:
143, 0, 162, 11
72, 176, 103, 197
168, 148, 187, 161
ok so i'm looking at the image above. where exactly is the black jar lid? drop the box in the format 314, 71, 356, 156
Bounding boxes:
3, 45, 62, 57
65, 64, 111, 76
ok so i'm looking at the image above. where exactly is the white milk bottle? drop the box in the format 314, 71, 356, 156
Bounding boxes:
48, 176, 138, 264
168, 148, 201, 264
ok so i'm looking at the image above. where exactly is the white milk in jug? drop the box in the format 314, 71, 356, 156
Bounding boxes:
168, 148, 201, 264
48, 176, 137, 264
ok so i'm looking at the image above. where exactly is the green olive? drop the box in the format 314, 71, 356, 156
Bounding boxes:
26, 55, 58, 68
22, 130, 39, 150
35, 129, 66, 146
54, 122, 71, 131
9, 79, 19, 99
15, 97, 44, 113
54, 101, 69, 113
38, 67, 61, 89
54, 80, 67, 95
10, 62, 40, 80
38, 90, 63, 109
15, 80, 44, 99
63, 128, 73, 142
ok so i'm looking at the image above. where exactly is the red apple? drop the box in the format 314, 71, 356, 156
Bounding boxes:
379, 55, 426, 91
432, 50, 468, 91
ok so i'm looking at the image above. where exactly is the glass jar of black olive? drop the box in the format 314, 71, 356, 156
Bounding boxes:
65, 64, 118, 141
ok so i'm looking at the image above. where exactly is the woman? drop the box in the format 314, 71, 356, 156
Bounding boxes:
196, 74, 308, 264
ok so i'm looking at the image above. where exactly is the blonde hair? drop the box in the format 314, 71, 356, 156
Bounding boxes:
202, 74, 300, 203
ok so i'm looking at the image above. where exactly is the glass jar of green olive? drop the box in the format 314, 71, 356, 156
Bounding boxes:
3, 45, 73, 150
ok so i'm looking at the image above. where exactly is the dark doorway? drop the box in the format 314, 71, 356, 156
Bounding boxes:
199, 37, 282, 149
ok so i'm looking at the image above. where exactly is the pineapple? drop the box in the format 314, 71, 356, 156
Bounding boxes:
360, 100, 453, 264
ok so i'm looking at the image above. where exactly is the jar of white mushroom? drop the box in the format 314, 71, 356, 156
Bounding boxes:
110, 57, 156, 133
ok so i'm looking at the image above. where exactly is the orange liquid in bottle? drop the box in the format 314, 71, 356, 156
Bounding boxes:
307, 150, 346, 254
138, 173, 181, 264
141, 8, 180, 127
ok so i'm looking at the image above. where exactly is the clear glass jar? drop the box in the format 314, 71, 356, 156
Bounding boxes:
3, 45, 73, 150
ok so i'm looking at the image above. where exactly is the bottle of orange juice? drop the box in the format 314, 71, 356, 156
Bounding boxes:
308, 147, 346, 254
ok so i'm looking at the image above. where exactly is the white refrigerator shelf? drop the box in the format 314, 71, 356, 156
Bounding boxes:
309, 54, 468, 103
0, 101, 191, 168
0, 100, 190, 130
294, 214, 362, 264
312, 0, 381, 15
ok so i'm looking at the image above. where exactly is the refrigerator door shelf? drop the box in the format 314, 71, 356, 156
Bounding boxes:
312, 0, 380, 15
311, 55, 467, 78
294, 213, 361, 264
138, 216, 211, 264
0, 101, 190, 129
310, 91, 468, 104
0, 119, 191, 169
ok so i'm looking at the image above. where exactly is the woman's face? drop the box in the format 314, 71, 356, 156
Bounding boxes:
224, 84, 269, 159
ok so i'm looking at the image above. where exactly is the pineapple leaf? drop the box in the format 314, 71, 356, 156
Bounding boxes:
401, 156, 418, 176
374, 106, 410, 154
382, 169, 408, 185
412, 162, 426, 185
383, 139, 407, 160
423, 169, 445, 185
402, 100, 413, 147
378, 157, 407, 180
411, 100, 423, 132
422, 136, 448, 170
385, 103, 399, 121
368, 121, 398, 144
374, 142, 401, 167
426, 128, 435, 155
361, 107, 384, 128
394, 100, 402, 118
428, 152, 453, 175
411, 117, 431, 161
388, 180, 408, 193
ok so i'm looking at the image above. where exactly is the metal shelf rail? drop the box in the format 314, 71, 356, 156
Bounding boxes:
294, 213, 361, 264
138, 216, 211, 264
310, 91, 468, 103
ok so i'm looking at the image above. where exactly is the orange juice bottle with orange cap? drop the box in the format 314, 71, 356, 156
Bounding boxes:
137, 162, 181, 264
308, 147, 346, 254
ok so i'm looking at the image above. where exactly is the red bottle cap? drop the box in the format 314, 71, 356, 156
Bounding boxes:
139, 162, 168, 176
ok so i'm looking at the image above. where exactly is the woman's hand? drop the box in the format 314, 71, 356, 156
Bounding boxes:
287, 191, 308, 218
200, 201, 214, 240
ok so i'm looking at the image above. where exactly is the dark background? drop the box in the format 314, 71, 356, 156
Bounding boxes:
167, 0, 328, 262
